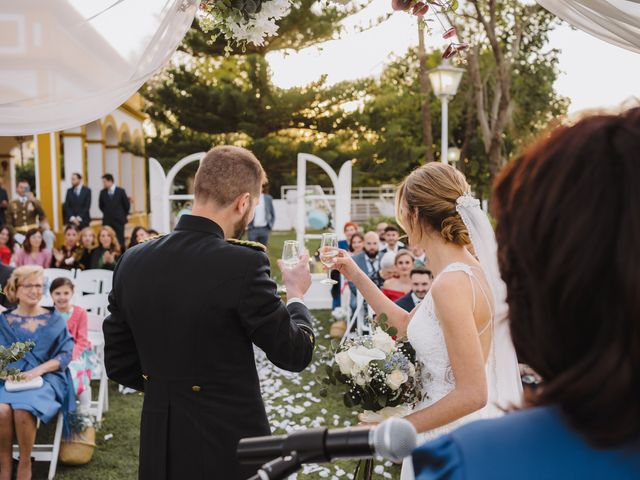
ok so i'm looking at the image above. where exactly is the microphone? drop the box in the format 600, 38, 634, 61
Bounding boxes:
238, 417, 417, 465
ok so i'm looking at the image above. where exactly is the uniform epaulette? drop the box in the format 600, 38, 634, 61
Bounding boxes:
140, 234, 165, 244
227, 238, 266, 252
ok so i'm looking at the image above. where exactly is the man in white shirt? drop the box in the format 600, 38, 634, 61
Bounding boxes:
247, 184, 275, 246
63, 172, 92, 228
381, 224, 405, 255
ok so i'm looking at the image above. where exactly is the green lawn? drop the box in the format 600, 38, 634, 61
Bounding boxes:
31, 234, 400, 479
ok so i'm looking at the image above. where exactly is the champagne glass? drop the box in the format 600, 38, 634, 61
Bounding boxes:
319, 232, 339, 286
282, 240, 301, 269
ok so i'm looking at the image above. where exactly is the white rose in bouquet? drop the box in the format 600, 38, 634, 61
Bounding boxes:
335, 351, 355, 375
372, 327, 396, 354
347, 345, 386, 367
386, 369, 409, 391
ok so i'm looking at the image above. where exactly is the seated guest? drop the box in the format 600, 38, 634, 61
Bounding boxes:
382, 250, 414, 301
128, 226, 149, 249
51, 278, 94, 414
349, 232, 364, 255
381, 224, 405, 255
52, 224, 83, 270
90, 226, 121, 271
0, 226, 14, 265
0, 266, 75, 480
395, 268, 433, 313
14, 228, 52, 268
78, 227, 98, 270
412, 110, 640, 479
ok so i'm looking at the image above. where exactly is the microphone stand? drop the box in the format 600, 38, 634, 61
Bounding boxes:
246, 452, 302, 480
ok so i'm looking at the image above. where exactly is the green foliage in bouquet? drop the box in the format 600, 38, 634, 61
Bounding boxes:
0, 341, 35, 379
318, 314, 422, 412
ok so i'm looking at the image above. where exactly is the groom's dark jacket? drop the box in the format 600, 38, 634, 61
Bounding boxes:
103, 215, 315, 480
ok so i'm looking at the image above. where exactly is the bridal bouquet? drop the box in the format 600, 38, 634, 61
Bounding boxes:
322, 315, 423, 421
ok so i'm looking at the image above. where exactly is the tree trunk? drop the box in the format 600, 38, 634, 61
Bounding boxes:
417, 18, 435, 163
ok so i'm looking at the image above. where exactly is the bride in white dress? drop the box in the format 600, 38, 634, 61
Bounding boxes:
334, 163, 522, 479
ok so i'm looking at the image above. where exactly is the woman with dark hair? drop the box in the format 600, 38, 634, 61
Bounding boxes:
14, 228, 52, 268
411, 109, 640, 479
381, 250, 415, 301
128, 226, 149, 249
89, 226, 121, 270
0, 226, 15, 265
52, 224, 83, 270
349, 231, 364, 255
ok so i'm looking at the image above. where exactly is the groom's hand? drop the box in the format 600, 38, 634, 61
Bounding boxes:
278, 253, 312, 301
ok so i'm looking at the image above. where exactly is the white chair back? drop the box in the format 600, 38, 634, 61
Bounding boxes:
75, 269, 113, 295
86, 312, 105, 332
75, 293, 109, 316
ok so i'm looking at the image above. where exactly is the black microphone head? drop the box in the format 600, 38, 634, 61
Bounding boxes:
372, 417, 417, 462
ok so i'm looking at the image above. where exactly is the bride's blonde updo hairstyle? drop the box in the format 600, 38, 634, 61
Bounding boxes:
396, 162, 471, 246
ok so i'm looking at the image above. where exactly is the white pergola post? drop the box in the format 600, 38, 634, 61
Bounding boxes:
296, 153, 352, 246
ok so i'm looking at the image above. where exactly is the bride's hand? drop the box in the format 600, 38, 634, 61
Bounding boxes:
333, 250, 360, 282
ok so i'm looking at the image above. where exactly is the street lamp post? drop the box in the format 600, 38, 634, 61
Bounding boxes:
447, 147, 461, 168
427, 61, 465, 164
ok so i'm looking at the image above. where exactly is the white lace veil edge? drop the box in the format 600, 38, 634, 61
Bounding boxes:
456, 194, 523, 409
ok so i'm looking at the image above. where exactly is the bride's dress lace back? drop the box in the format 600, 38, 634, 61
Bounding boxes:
407, 262, 498, 440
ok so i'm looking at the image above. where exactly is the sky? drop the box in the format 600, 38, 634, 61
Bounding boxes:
267, 0, 640, 114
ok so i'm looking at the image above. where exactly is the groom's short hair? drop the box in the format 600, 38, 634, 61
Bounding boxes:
194, 146, 266, 206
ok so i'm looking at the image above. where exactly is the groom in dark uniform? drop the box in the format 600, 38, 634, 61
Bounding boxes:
103, 146, 315, 480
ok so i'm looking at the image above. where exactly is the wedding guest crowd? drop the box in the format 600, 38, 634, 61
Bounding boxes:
340, 222, 431, 316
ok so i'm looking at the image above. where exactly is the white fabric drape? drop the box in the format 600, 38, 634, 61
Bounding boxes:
537, 0, 640, 54
0, 0, 200, 135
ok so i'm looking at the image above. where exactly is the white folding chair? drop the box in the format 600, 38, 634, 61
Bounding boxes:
87, 313, 109, 422
75, 293, 109, 317
75, 269, 113, 295
13, 412, 63, 480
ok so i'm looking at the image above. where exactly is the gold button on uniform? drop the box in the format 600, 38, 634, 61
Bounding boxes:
192, 385, 201, 392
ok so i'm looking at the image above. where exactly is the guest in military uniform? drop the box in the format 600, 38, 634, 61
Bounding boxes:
103, 146, 315, 480
6, 180, 46, 235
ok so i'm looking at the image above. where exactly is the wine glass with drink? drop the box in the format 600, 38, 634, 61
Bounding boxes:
319, 232, 339, 286
282, 240, 301, 269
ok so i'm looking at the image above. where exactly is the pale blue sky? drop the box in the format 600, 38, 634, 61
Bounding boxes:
267, 1, 640, 113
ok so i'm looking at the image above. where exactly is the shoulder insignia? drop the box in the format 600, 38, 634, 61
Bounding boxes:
227, 238, 267, 252
139, 234, 165, 244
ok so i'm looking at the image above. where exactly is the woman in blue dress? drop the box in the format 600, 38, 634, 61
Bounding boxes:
411, 109, 640, 478
0, 265, 75, 480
